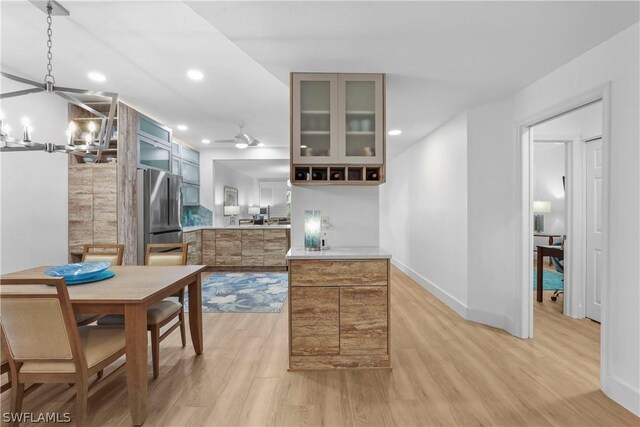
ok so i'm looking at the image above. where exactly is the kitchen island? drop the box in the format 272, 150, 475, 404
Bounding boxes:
286, 247, 392, 370
182, 225, 290, 270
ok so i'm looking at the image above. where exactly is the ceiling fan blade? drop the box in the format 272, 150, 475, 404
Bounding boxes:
214, 139, 237, 143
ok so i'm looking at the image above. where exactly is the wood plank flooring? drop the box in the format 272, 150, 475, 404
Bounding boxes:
1, 267, 637, 426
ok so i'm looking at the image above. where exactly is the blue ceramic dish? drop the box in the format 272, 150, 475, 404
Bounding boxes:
45, 261, 112, 282
64, 270, 115, 286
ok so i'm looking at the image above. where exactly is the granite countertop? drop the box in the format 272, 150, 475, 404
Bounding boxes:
183, 224, 291, 232
286, 246, 392, 260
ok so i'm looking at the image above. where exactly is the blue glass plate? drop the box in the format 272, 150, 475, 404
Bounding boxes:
64, 270, 115, 286
45, 261, 112, 281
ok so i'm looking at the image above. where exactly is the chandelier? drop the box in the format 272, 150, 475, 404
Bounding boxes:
0, 0, 118, 159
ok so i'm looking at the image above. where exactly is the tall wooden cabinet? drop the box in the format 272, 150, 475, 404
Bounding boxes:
291, 72, 385, 185
68, 164, 117, 261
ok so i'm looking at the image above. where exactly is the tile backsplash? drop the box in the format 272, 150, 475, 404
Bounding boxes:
183, 205, 213, 227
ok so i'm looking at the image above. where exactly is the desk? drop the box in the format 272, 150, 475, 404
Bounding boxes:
536, 245, 563, 303
534, 234, 562, 265
1, 265, 206, 426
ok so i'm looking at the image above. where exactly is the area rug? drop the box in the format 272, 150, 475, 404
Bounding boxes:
533, 269, 564, 291
185, 272, 288, 313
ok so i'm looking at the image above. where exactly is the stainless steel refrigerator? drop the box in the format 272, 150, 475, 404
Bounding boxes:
137, 169, 183, 264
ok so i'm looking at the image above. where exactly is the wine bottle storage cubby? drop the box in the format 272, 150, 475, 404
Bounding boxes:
292, 165, 383, 185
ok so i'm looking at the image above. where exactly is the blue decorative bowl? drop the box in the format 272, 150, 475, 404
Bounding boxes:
45, 261, 112, 282
64, 270, 115, 286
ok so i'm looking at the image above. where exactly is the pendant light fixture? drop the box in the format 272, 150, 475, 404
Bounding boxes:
0, 0, 118, 159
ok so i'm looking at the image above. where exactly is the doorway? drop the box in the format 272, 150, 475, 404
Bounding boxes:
521, 92, 608, 339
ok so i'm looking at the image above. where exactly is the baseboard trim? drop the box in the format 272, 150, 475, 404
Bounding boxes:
391, 258, 467, 318
603, 374, 640, 416
466, 308, 520, 337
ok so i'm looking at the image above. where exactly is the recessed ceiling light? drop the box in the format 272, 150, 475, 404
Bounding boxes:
88, 71, 106, 82
300, 145, 308, 149
187, 69, 204, 81
177, 124, 188, 131
201, 139, 210, 144
388, 129, 402, 136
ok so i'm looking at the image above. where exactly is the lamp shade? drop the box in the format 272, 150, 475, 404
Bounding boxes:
304, 210, 321, 251
248, 206, 261, 215
224, 205, 240, 216
533, 201, 551, 213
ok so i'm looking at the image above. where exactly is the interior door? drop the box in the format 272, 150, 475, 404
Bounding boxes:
585, 138, 603, 322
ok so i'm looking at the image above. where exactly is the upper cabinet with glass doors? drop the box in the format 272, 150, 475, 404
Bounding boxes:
291, 73, 385, 185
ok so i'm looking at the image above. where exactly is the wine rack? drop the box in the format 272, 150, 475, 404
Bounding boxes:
292, 165, 383, 185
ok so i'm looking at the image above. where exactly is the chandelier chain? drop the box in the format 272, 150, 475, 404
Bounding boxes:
44, 1, 55, 84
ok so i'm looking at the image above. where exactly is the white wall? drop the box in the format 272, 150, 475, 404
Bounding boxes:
0, 81, 69, 274
291, 186, 379, 248
533, 143, 566, 239
465, 23, 639, 414
212, 161, 257, 226
380, 112, 468, 311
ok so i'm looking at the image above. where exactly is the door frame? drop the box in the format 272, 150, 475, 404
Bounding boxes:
517, 83, 611, 387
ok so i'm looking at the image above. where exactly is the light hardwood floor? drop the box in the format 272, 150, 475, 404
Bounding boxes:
1, 267, 637, 426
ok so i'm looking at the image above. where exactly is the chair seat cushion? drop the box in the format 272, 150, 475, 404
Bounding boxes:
97, 299, 182, 326
20, 326, 125, 374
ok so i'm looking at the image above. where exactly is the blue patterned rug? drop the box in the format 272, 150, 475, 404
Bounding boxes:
185, 272, 288, 313
533, 269, 564, 291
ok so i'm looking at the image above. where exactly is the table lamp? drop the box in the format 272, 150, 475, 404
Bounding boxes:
224, 205, 240, 226
248, 206, 261, 220
533, 201, 551, 233
304, 210, 321, 251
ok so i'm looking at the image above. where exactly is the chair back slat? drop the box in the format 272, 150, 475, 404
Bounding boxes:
82, 244, 124, 266
0, 278, 85, 369
145, 243, 188, 266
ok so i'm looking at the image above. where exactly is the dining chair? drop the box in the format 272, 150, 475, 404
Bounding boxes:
99, 243, 188, 378
1, 329, 11, 394
75, 244, 125, 327
0, 277, 127, 427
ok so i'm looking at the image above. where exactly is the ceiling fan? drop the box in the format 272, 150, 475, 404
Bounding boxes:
214, 124, 263, 149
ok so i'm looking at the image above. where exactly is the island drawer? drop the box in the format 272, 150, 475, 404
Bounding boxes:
289, 259, 388, 287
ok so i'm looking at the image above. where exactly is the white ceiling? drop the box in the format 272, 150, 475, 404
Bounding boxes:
215, 159, 290, 180
0, 1, 289, 150
1, 1, 638, 157
187, 1, 638, 157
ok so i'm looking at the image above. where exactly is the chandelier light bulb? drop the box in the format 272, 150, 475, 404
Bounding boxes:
88, 121, 97, 133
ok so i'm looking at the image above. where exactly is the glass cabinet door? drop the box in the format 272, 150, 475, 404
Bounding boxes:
139, 137, 171, 171
181, 160, 199, 184
292, 73, 338, 164
338, 74, 384, 164
172, 158, 181, 175
183, 183, 199, 206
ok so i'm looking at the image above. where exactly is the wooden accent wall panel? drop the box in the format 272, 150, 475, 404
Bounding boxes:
116, 102, 138, 265
184, 230, 202, 265
290, 287, 340, 356
339, 287, 388, 355
290, 259, 387, 287
216, 230, 241, 266
201, 230, 216, 265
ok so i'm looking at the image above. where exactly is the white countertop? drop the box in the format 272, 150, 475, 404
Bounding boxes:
183, 225, 291, 232
286, 246, 392, 260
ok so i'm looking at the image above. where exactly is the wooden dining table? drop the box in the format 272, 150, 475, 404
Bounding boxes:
1, 265, 207, 426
